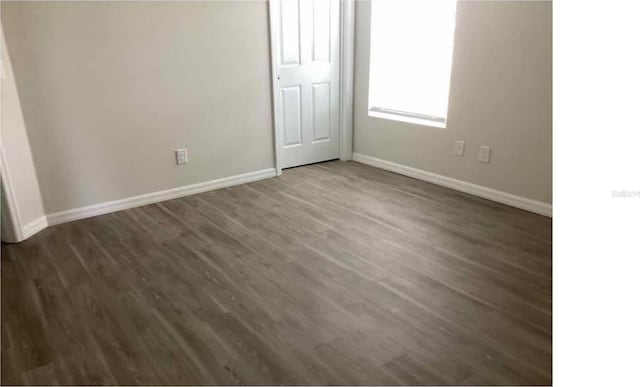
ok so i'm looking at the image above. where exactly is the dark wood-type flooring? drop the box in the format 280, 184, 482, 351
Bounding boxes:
1, 161, 552, 385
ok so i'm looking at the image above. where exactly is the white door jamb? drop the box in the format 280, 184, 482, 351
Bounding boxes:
339, 0, 355, 162
0, 144, 24, 242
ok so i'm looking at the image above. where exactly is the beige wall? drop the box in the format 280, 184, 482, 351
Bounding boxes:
2, 0, 551, 221
354, 1, 552, 204
2, 1, 274, 214
1, 25, 46, 241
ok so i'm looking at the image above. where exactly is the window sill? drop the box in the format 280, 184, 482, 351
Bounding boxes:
368, 109, 447, 129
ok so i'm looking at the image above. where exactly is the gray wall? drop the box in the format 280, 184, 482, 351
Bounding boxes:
1, 25, 46, 240
2, 1, 275, 214
354, 1, 552, 204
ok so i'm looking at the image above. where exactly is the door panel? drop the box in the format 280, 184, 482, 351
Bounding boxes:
281, 86, 303, 147
312, 82, 331, 142
312, 0, 331, 62
273, 0, 340, 169
279, 0, 301, 65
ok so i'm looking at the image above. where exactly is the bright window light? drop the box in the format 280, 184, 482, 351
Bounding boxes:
368, 0, 457, 127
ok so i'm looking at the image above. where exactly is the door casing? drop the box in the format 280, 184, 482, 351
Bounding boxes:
268, 0, 355, 175
1, 145, 24, 243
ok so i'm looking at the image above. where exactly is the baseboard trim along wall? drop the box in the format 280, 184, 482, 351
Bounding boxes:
353, 153, 552, 217
17, 159, 551, 239
22, 216, 49, 240
46, 168, 277, 226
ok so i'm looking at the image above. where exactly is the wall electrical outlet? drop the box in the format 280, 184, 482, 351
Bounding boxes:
175, 148, 188, 165
454, 140, 465, 156
478, 146, 491, 163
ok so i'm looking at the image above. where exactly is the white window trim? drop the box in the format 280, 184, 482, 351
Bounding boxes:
368, 107, 447, 129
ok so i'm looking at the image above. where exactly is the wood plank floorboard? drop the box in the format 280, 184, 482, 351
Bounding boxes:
1, 161, 552, 385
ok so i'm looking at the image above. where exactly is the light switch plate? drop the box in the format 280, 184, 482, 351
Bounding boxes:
478, 146, 491, 163
454, 141, 465, 156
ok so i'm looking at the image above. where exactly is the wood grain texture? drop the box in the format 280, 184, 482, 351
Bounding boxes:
1, 161, 552, 385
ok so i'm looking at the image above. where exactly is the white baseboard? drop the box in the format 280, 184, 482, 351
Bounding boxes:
46, 168, 276, 226
22, 216, 49, 240
352, 153, 552, 217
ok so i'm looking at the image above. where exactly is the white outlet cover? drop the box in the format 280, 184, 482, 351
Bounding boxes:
478, 146, 491, 163
175, 148, 188, 165
455, 141, 465, 156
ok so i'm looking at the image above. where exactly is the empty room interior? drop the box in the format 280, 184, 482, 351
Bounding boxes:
1, 0, 553, 385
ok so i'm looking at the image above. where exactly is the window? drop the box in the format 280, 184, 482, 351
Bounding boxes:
368, 0, 457, 128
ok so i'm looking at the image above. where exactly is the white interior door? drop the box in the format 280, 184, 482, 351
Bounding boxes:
271, 0, 341, 169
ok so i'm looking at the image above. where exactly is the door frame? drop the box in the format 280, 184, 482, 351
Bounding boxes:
268, 0, 355, 175
1, 144, 24, 242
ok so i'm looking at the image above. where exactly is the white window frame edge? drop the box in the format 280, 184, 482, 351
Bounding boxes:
268, 0, 355, 176
368, 107, 447, 129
